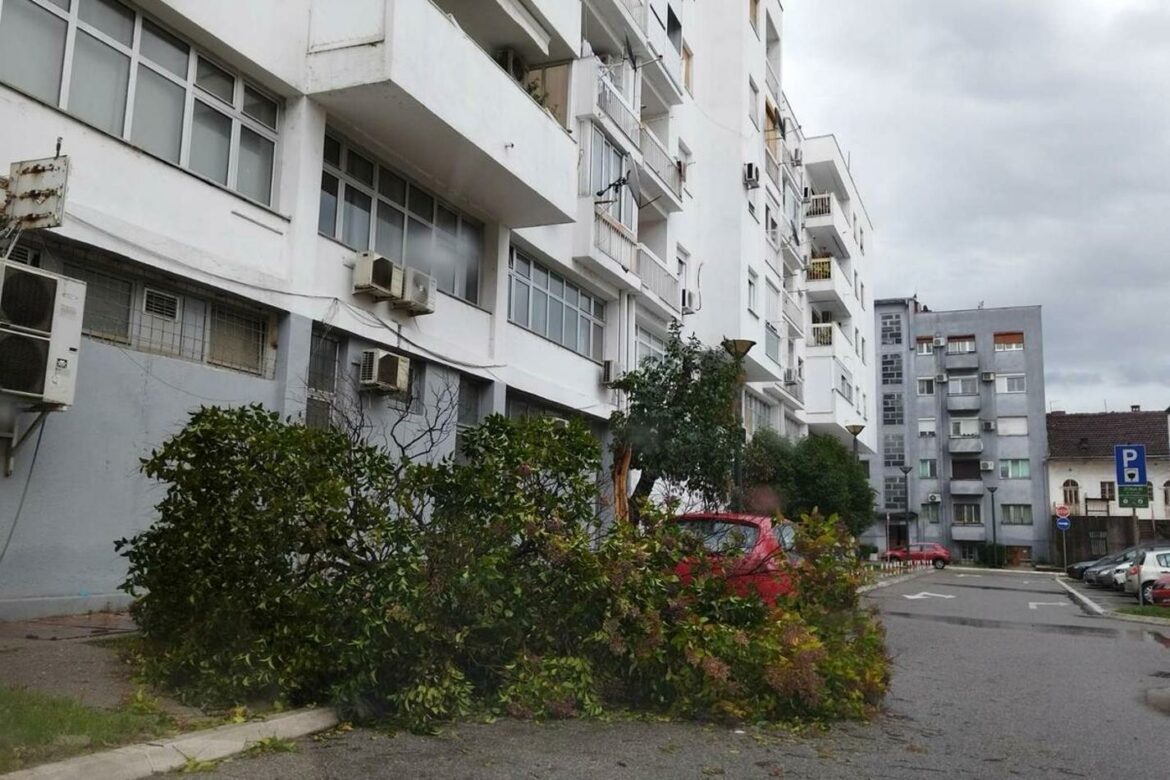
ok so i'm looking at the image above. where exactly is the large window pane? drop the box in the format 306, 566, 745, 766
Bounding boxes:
378, 167, 405, 204
323, 135, 341, 167
531, 288, 547, 334
0, 0, 67, 105
69, 31, 129, 135
318, 172, 338, 235
131, 65, 183, 163
243, 86, 277, 129
408, 187, 434, 220
548, 298, 563, 342
459, 222, 482, 303
346, 151, 374, 186
374, 202, 405, 260
405, 217, 433, 272
511, 278, 529, 327
140, 19, 188, 76
237, 126, 274, 204
189, 101, 231, 184
79, 0, 133, 45
564, 307, 578, 350
342, 186, 372, 249
196, 57, 234, 104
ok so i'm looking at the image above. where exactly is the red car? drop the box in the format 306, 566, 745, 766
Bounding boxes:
671, 513, 797, 604
882, 543, 951, 569
1150, 574, 1170, 606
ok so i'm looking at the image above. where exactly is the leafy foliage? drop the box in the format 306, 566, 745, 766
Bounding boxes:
119, 406, 888, 728
609, 323, 742, 508
744, 430, 875, 536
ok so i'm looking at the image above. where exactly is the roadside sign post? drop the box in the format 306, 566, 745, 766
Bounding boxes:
1055, 506, 1070, 572
1115, 445, 1148, 549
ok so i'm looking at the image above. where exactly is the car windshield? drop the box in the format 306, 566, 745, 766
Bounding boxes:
675, 519, 759, 555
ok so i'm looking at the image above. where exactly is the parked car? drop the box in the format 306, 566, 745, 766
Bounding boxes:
1124, 547, 1170, 603
1084, 546, 1145, 586
881, 543, 951, 569
1110, 563, 1130, 590
1067, 558, 1105, 580
671, 513, 798, 605
1149, 574, 1170, 606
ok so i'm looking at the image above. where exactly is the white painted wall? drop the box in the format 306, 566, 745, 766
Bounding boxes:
1049, 458, 1170, 521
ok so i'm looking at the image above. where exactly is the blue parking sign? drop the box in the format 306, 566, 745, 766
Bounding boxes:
1115, 444, 1147, 486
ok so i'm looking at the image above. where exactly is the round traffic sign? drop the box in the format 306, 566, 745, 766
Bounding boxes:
1056, 517, 1071, 531
1056, 504, 1071, 519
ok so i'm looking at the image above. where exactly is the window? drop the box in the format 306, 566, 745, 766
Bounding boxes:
748, 78, 759, 128
882, 393, 903, 425
509, 249, 605, 360
918, 417, 937, 438
455, 375, 486, 462
884, 476, 906, 510
636, 326, 666, 364
745, 393, 774, 437
997, 416, 1028, 436
952, 459, 980, 480
588, 125, 637, 230
948, 376, 978, 395
917, 377, 935, 396
949, 418, 979, 438
1163, 480, 1170, 507
954, 503, 982, 525
883, 433, 904, 468
1100, 481, 1116, 501
946, 336, 976, 354
994, 332, 1025, 351
747, 271, 758, 313
320, 133, 483, 304
0, 0, 279, 204
999, 459, 1030, 479
306, 329, 339, 429
681, 43, 693, 93
918, 459, 937, 479
916, 337, 934, 356
996, 373, 1026, 393
881, 353, 903, 385
921, 503, 940, 524
1001, 504, 1033, 525
880, 313, 903, 345
1063, 479, 1080, 506
748, 0, 759, 31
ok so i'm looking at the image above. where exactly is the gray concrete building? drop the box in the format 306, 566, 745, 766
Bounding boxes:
865, 299, 1050, 565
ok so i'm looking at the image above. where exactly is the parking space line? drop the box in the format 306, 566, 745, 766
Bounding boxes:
1054, 576, 1106, 615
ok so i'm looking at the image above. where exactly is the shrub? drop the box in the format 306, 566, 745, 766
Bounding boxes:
498, 656, 602, 720
976, 543, 1008, 568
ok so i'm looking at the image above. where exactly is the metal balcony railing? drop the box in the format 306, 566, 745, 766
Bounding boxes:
811, 323, 833, 347
634, 246, 680, 311
595, 210, 637, 271
639, 126, 682, 197
598, 77, 641, 145
617, 0, 645, 22
807, 258, 832, 281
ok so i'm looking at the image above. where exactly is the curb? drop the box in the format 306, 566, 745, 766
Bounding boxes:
1053, 576, 1170, 625
859, 566, 935, 594
1053, 575, 1106, 615
4, 707, 338, 780
1107, 611, 1170, 627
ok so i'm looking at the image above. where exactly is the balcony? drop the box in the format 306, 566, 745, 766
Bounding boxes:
781, 288, 804, 337
593, 210, 638, 272
633, 245, 680, 318
951, 524, 987, 542
641, 6, 685, 109
946, 394, 982, 413
304, 0, 575, 228
948, 437, 984, 455
950, 480, 986, 497
804, 192, 854, 260
596, 77, 642, 151
805, 257, 853, 313
637, 125, 683, 209
945, 352, 980, 371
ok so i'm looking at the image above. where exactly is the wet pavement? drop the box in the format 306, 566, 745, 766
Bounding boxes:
191, 569, 1170, 778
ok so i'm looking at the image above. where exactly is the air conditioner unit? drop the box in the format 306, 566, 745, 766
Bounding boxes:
791, 148, 803, 167
358, 349, 410, 393
549, 416, 570, 429
982, 419, 997, 432
933, 336, 946, 347
979, 460, 995, 472
0, 263, 86, 407
927, 493, 942, 504
743, 162, 760, 189
601, 359, 615, 386
681, 289, 697, 314
352, 252, 405, 301
935, 373, 948, 383
981, 371, 996, 382
494, 47, 528, 83
394, 267, 437, 315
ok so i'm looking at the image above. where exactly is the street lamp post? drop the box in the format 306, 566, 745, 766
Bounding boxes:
845, 423, 865, 462
988, 485, 999, 568
722, 338, 756, 511
899, 464, 913, 543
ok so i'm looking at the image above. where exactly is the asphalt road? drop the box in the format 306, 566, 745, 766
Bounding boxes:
193, 569, 1170, 778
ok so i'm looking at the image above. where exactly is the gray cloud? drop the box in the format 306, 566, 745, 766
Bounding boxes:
783, 0, 1170, 413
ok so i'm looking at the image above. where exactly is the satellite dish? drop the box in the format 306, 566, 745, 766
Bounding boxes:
624, 163, 642, 206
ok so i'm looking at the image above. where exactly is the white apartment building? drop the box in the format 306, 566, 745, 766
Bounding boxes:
0, 0, 875, 619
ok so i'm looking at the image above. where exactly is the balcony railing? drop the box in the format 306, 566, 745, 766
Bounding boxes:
765, 324, 781, 363
811, 323, 833, 347
634, 246, 680, 311
807, 258, 832, 281
617, 0, 645, 21
598, 77, 641, 145
807, 193, 832, 218
764, 149, 780, 188
639, 126, 682, 197
765, 65, 780, 100
595, 210, 637, 271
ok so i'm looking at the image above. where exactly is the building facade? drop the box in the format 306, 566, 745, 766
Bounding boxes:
0, 0, 875, 618
1046, 408, 1170, 565
867, 300, 1049, 564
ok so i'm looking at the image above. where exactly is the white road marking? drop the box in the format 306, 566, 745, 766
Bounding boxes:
955, 574, 982, 578
903, 592, 957, 600
1028, 601, 1069, 610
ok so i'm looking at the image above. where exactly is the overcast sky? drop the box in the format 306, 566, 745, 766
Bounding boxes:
782, 0, 1170, 414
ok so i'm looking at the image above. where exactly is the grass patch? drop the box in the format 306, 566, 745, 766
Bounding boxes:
1117, 605, 1170, 620
0, 685, 175, 772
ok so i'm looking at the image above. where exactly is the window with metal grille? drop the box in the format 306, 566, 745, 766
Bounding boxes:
881, 352, 902, 385
883, 433, 904, 467
882, 393, 903, 425
879, 313, 902, 345
143, 288, 179, 320
884, 476, 905, 509
305, 329, 339, 429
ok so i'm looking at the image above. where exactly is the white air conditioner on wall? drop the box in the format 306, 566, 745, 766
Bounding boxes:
933, 336, 945, 348
982, 419, 997, 432
783, 368, 801, 385
927, 493, 941, 503
681, 289, 697, 314
358, 349, 410, 393
0, 263, 86, 407
743, 163, 760, 189
352, 252, 405, 301
979, 460, 995, 472
981, 371, 996, 382
393, 268, 437, 315
935, 373, 948, 383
